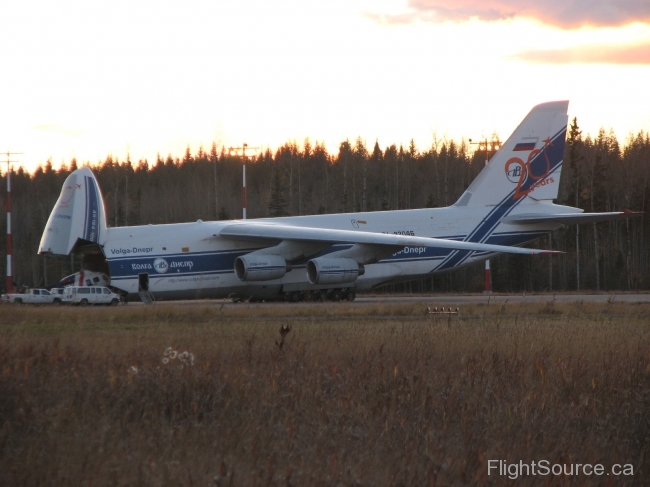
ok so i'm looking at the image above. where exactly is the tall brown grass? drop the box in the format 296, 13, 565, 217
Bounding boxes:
1, 300, 649, 486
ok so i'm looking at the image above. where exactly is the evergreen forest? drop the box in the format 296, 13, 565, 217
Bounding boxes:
2, 119, 650, 294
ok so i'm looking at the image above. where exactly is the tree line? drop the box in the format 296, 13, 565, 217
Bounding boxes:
1, 120, 649, 293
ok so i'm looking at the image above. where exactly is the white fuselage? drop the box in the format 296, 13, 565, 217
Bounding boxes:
103, 204, 561, 300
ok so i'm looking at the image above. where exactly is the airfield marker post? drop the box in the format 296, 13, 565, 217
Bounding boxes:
4, 151, 21, 295
469, 138, 500, 294
229, 143, 259, 220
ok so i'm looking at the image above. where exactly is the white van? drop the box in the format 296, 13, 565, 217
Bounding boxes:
63, 286, 121, 306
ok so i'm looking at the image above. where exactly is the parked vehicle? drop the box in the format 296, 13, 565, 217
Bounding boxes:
1, 288, 61, 305
50, 288, 65, 300
63, 286, 121, 306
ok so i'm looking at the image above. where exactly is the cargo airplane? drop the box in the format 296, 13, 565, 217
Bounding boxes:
39, 101, 636, 301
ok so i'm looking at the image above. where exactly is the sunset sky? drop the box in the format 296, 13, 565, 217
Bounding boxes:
1, 0, 649, 172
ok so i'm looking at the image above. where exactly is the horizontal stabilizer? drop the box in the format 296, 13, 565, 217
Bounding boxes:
219, 222, 559, 256
505, 210, 641, 225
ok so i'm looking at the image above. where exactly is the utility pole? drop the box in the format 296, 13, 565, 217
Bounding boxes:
469, 137, 500, 293
4, 151, 22, 294
229, 143, 259, 219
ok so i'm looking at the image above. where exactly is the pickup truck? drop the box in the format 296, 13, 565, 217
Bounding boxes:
1, 288, 62, 305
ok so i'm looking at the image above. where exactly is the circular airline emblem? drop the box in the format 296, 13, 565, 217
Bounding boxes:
153, 258, 169, 274
505, 160, 524, 184
58, 185, 75, 208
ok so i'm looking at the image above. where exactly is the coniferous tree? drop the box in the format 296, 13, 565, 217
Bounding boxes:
566, 117, 584, 290
337, 141, 352, 213
268, 163, 289, 217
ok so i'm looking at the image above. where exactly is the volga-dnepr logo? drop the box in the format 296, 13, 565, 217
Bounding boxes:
504, 136, 555, 200
506, 161, 524, 183
153, 258, 169, 274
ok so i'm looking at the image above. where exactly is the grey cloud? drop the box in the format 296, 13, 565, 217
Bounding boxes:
378, 0, 650, 28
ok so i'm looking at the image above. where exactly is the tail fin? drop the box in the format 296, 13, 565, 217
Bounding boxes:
39, 167, 107, 255
456, 101, 568, 207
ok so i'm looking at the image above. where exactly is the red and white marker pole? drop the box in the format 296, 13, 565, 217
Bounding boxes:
6, 161, 12, 294
484, 259, 492, 293
230, 143, 257, 220
4, 152, 21, 294
468, 140, 498, 294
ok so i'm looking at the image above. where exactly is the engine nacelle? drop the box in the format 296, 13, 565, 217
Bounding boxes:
306, 258, 364, 285
235, 254, 289, 281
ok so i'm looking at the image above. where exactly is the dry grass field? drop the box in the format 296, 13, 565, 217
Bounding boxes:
1, 299, 649, 486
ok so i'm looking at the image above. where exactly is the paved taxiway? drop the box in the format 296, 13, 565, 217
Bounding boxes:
356, 293, 650, 305
128, 293, 650, 306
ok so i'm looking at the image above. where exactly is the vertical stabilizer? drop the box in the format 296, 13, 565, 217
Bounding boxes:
456, 101, 569, 207
39, 167, 107, 255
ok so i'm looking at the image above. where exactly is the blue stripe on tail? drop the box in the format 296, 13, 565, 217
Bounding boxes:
433, 126, 566, 272
83, 176, 100, 243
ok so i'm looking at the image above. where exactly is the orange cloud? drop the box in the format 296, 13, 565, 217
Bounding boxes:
512, 40, 650, 64
378, 0, 650, 28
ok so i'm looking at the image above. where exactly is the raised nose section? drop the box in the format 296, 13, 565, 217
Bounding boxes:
39, 167, 107, 255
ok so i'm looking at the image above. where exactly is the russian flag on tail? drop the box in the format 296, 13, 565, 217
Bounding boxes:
514, 137, 538, 151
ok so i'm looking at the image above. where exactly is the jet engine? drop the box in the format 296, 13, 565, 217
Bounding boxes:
306, 257, 364, 285
235, 254, 289, 281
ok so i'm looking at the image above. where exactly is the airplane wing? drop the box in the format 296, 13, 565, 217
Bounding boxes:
219, 222, 558, 256
505, 210, 641, 225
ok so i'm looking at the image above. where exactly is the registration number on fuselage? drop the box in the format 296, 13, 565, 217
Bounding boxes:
383, 230, 415, 236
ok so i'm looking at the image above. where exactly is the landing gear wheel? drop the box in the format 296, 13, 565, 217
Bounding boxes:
331, 290, 343, 302
346, 291, 356, 301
